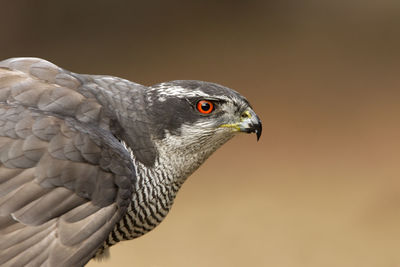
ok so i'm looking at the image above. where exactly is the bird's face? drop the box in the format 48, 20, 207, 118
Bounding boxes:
145, 80, 261, 174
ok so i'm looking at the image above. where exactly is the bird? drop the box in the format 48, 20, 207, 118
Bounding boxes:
0, 57, 262, 266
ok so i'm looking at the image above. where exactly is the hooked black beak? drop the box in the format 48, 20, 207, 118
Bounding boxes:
219, 108, 262, 141
238, 109, 262, 141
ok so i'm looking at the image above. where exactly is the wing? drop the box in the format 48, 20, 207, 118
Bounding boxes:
0, 58, 135, 266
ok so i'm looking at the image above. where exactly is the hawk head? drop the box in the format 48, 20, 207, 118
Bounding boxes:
139, 80, 262, 178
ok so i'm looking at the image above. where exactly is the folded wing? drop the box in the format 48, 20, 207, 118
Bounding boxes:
0, 58, 135, 266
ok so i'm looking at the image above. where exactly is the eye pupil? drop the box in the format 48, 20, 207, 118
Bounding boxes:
201, 102, 211, 111
197, 100, 214, 114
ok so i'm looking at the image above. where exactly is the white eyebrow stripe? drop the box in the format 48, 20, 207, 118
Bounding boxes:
152, 85, 212, 98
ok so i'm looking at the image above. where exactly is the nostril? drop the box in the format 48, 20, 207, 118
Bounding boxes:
241, 111, 251, 119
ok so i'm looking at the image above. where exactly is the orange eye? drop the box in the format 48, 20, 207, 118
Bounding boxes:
196, 100, 214, 114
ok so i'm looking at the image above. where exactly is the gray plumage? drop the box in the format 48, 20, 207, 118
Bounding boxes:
0, 57, 262, 266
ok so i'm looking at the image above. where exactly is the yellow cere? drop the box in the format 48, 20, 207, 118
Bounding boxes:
241, 110, 252, 120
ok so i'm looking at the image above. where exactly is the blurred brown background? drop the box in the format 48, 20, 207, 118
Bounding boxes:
2, 1, 400, 266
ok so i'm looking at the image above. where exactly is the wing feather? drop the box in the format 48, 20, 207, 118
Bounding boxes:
0, 57, 136, 266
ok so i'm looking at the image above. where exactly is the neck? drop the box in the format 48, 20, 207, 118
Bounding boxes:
128, 135, 219, 225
